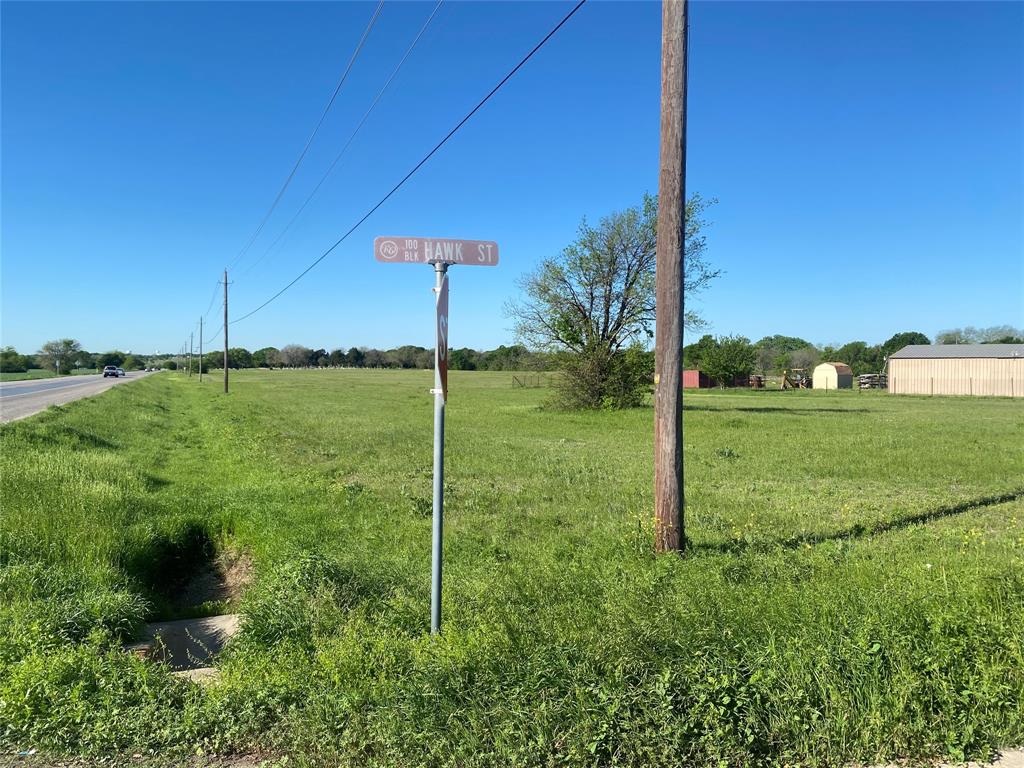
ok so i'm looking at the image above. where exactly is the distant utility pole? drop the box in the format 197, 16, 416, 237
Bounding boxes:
199, 316, 203, 382
654, 0, 686, 553
189, 333, 194, 377
223, 269, 229, 394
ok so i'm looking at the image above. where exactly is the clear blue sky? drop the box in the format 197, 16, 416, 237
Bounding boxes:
2, 1, 1022, 355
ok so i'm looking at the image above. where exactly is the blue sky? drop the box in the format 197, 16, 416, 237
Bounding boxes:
2, 1, 1022, 355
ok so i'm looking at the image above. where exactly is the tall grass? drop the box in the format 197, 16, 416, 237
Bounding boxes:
1, 371, 1022, 765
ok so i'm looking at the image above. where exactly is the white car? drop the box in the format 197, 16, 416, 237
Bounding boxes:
116, 368, 126, 377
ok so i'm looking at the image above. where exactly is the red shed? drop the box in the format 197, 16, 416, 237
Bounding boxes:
683, 369, 712, 388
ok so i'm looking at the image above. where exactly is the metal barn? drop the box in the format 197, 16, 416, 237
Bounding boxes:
812, 362, 853, 390
888, 344, 1024, 397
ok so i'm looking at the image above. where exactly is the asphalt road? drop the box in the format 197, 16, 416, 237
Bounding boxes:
0, 370, 158, 423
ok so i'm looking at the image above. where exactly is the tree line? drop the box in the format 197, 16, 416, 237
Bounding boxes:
0, 342, 549, 374
683, 324, 1024, 382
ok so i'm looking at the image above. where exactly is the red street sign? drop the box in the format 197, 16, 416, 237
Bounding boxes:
375, 237, 499, 266
436, 273, 449, 401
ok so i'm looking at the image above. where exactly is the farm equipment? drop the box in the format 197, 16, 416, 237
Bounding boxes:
857, 372, 888, 390
781, 368, 811, 389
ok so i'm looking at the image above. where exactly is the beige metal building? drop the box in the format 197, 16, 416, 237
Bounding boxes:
888, 344, 1024, 397
812, 362, 853, 390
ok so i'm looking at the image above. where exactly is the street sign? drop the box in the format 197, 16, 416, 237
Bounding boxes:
436, 273, 449, 401
374, 237, 499, 266
373, 234, 499, 635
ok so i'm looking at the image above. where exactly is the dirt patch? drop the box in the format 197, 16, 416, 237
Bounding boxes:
176, 549, 253, 609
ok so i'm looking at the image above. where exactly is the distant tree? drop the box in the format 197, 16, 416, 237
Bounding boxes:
0, 346, 28, 373
700, 336, 756, 387
163, 360, 178, 370
682, 334, 717, 370
755, 345, 776, 376
449, 348, 478, 371
978, 325, 1024, 343
122, 355, 145, 371
280, 345, 312, 367
881, 331, 930, 358
346, 347, 365, 368
754, 335, 812, 354
251, 347, 279, 368
834, 341, 884, 375
328, 349, 345, 367
226, 348, 252, 369
97, 351, 126, 368
362, 348, 386, 368
788, 346, 820, 370
37, 339, 82, 374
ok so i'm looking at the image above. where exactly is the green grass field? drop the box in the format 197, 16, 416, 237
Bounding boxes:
0, 369, 58, 381
0, 368, 99, 381
1, 370, 1022, 766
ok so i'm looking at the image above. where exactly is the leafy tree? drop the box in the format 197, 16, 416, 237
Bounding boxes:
122, 355, 145, 371
700, 336, 756, 387
834, 341, 884, 375
37, 339, 82, 374
933, 325, 1021, 344
280, 345, 312, 367
328, 349, 346, 367
97, 352, 125, 368
228, 348, 253, 369
252, 347, 279, 368
786, 346, 819, 370
0, 346, 28, 373
163, 360, 178, 370
754, 335, 812, 354
508, 194, 718, 408
682, 334, 717, 370
449, 348, 478, 371
881, 331, 930, 358
363, 349, 386, 368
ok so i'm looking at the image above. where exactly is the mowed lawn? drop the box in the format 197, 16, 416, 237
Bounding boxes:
1, 370, 1022, 766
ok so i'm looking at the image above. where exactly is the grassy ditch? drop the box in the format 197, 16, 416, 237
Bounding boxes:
1, 370, 1022, 766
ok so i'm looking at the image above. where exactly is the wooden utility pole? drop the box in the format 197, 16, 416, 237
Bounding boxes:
199, 316, 203, 382
223, 269, 229, 394
189, 333, 193, 377
654, 0, 687, 553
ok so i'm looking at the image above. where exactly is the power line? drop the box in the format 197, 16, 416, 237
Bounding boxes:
238, 0, 445, 280
231, 0, 588, 326
202, 280, 221, 319
228, 0, 385, 270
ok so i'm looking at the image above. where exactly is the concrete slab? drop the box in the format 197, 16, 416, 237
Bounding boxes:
130, 614, 240, 671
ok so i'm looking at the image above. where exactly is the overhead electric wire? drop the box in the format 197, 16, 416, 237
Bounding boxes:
227, 0, 385, 270
206, 320, 224, 345
231, 0, 588, 326
238, 0, 445, 280
202, 280, 221, 319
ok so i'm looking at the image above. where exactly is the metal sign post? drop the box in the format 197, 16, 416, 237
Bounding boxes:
374, 236, 498, 634
431, 264, 448, 633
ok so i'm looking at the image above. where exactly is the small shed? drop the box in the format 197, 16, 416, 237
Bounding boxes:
888, 344, 1024, 397
812, 362, 853, 390
683, 369, 712, 388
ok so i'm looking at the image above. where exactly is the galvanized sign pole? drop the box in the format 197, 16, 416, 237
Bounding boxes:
375, 236, 497, 634
430, 264, 449, 633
